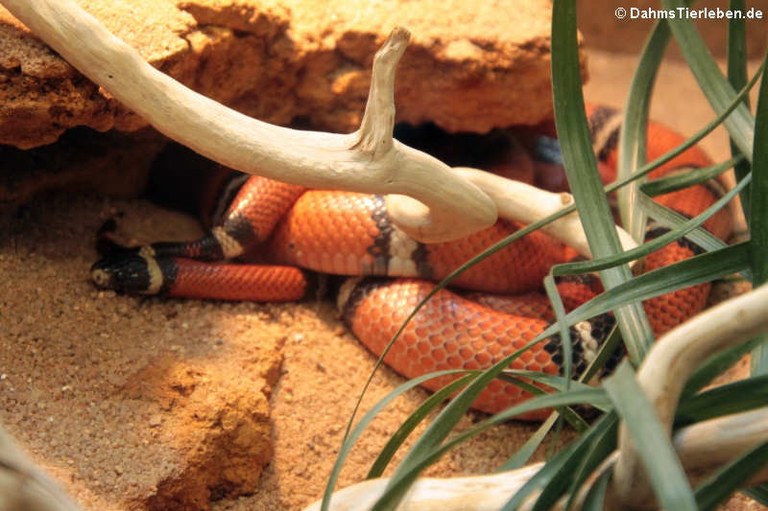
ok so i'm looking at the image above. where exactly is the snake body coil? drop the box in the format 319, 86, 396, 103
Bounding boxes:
91, 105, 732, 414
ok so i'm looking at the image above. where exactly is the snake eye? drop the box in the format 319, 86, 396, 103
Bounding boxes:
90, 254, 152, 294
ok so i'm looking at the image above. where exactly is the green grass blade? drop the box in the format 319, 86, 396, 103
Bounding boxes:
366, 374, 475, 478
554, 173, 747, 275
404, 57, 761, 298
695, 442, 768, 511
727, 0, 752, 219
616, 10, 670, 239
501, 371, 608, 398
578, 325, 623, 384
637, 193, 729, 252
496, 375, 591, 430
742, 485, 768, 505
676, 374, 768, 426
318, 369, 468, 511
683, 334, 764, 394
501, 440, 583, 511
538, 242, 751, 340
501, 412, 618, 511
544, 274, 573, 383
561, 416, 619, 511
380, 353, 555, 509
615, 55, 763, 203
580, 469, 612, 511
372, 388, 612, 511
552, 0, 652, 363
661, 0, 755, 158
640, 157, 742, 197
497, 413, 560, 471
534, 414, 618, 511
750, 52, 768, 374
604, 363, 697, 511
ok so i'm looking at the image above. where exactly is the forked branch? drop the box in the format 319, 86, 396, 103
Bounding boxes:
0, 0, 637, 253
1, 0, 496, 243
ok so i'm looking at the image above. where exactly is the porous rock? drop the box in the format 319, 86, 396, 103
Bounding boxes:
122, 354, 279, 510
0, 0, 576, 149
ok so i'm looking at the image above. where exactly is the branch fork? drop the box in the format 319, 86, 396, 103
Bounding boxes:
0, 0, 634, 254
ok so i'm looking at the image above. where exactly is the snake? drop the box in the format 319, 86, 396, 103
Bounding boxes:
90, 104, 732, 415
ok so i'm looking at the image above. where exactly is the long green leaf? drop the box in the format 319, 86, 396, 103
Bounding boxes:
727, 0, 752, 218
616, 7, 670, 239
676, 374, 768, 426
544, 274, 573, 383
319, 369, 469, 511
695, 442, 768, 511
604, 363, 697, 511
580, 469, 612, 511
743, 485, 768, 505
501, 439, 584, 511
533, 414, 618, 511
554, 173, 747, 275
552, 0, 652, 363
372, 388, 611, 511
750, 52, 768, 374
661, 0, 755, 157
683, 334, 763, 394
637, 193, 729, 253
497, 413, 617, 510
615, 53, 763, 209
538, 242, 751, 340
497, 414, 561, 472
378, 353, 547, 510
366, 375, 475, 478
640, 157, 742, 197
495, 375, 590, 430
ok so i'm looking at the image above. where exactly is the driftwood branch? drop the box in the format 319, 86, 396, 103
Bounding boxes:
454, 167, 637, 258
0, 426, 82, 511
0, 0, 638, 253
1, 0, 499, 243
611, 281, 768, 509
0, 2, 665, 509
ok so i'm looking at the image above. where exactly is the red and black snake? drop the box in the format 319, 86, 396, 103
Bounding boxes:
91, 105, 732, 414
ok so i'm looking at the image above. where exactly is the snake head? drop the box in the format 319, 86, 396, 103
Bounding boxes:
90, 251, 161, 295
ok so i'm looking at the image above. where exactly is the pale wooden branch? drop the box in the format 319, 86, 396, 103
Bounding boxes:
301, 407, 768, 511
0, 0, 639, 250
611, 281, 768, 510
0, 0, 639, 252
1, 0, 499, 243
454, 167, 638, 258
0, 426, 82, 511
674, 408, 768, 481
301, 464, 545, 511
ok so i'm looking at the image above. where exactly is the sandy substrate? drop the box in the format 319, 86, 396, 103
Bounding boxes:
0, 48, 765, 510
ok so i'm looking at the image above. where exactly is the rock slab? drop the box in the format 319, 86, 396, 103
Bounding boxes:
0, 0, 576, 149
